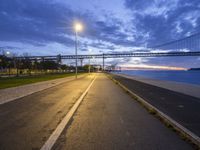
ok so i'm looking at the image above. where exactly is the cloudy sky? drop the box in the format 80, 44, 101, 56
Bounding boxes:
0, 0, 200, 69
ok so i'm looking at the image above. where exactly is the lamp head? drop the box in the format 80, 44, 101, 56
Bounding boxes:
6, 51, 10, 55
74, 22, 83, 32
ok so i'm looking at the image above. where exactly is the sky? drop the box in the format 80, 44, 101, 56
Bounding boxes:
0, 0, 200, 69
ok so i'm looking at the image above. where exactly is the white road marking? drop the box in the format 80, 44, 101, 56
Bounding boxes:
40, 75, 97, 150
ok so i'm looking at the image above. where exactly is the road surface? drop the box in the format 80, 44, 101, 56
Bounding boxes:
0, 74, 94, 150
0, 73, 195, 149
53, 74, 193, 150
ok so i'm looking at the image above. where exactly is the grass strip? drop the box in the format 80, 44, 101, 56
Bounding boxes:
0, 73, 85, 89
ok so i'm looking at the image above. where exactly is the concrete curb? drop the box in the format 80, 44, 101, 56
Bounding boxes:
107, 74, 200, 149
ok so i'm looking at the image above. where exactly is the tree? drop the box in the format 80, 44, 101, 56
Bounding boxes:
42, 61, 59, 70
60, 64, 69, 70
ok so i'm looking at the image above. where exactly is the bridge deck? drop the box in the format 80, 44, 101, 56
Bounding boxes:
14, 51, 200, 60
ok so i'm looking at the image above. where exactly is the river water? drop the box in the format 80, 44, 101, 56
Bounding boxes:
115, 70, 200, 85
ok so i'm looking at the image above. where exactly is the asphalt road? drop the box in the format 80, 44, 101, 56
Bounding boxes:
111, 74, 200, 137
0, 74, 95, 150
53, 74, 193, 150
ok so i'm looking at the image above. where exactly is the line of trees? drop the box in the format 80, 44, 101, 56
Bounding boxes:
0, 55, 97, 76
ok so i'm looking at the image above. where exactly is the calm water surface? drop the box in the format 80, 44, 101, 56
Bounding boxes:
116, 70, 200, 85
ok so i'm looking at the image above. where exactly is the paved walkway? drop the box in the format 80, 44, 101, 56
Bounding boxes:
117, 74, 200, 99
111, 74, 200, 138
0, 74, 86, 105
54, 74, 193, 150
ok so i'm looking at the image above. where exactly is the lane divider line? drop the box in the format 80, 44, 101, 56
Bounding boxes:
107, 74, 200, 149
40, 75, 97, 150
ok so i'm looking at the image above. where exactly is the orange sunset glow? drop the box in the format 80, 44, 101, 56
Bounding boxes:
120, 65, 187, 70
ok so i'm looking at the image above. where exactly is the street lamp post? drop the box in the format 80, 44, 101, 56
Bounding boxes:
75, 30, 78, 79
74, 22, 83, 79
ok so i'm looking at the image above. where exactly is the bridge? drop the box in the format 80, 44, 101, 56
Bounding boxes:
2, 31, 200, 71
13, 51, 200, 70
15, 51, 200, 60
14, 31, 200, 61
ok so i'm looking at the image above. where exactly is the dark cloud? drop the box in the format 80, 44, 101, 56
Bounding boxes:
0, 0, 138, 51
0, 0, 200, 69
124, 0, 153, 10
84, 17, 136, 48
0, 0, 78, 46
0, 46, 19, 50
1, 0, 200, 48
124, 0, 200, 47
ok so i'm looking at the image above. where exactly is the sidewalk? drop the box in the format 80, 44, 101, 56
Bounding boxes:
117, 74, 200, 99
0, 74, 86, 105
53, 74, 193, 150
111, 74, 200, 139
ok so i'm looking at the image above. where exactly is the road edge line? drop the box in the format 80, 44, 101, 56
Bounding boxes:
107, 74, 200, 149
40, 75, 96, 150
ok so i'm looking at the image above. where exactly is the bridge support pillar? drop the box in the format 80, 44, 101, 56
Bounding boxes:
80, 58, 83, 67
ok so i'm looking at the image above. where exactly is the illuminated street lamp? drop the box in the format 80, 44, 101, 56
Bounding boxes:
74, 22, 83, 79
6, 51, 10, 55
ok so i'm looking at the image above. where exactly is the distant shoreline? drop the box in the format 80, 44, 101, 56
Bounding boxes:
188, 68, 200, 71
